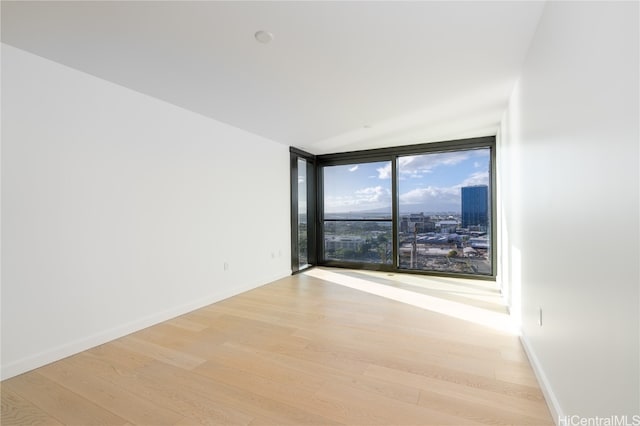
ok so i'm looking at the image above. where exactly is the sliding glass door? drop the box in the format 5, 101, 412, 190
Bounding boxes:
397, 148, 492, 275
321, 161, 393, 266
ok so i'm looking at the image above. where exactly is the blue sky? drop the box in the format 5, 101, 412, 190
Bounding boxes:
323, 148, 490, 214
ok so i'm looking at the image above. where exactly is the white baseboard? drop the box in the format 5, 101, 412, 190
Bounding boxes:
520, 331, 564, 425
0, 272, 288, 380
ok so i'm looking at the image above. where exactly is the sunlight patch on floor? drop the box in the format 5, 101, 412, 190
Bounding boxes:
304, 268, 518, 335
338, 269, 506, 309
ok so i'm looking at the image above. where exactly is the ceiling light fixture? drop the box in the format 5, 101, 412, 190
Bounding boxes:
254, 30, 274, 44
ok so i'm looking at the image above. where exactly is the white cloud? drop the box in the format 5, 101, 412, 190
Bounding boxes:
399, 152, 469, 176
325, 185, 391, 212
348, 165, 359, 172
399, 185, 459, 205
377, 152, 471, 180
355, 185, 389, 202
377, 164, 392, 179
459, 171, 489, 187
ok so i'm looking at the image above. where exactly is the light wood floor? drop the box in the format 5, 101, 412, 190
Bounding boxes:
1, 268, 553, 425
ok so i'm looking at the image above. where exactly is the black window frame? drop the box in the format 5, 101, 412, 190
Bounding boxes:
318, 158, 395, 271
290, 147, 317, 274
291, 135, 496, 280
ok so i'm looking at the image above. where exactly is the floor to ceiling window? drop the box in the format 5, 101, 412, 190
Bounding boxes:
297, 158, 310, 268
290, 148, 316, 273
322, 161, 393, 265
397, 148, 492, 275
291, 136, 495, 279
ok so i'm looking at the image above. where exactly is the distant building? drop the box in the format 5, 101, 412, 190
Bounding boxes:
461, 185, 488, 229
436, 220, 458, 234
399, 213, 436, 233
468, 237, 489, 249
325, 236, 363, 251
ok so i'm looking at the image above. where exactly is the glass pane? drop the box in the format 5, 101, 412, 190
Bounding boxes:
323, 161, 392, 219
324, 221, 392, 264
297, 158, 309, 268
322, 161, 392, 265
398, 149, 491, 275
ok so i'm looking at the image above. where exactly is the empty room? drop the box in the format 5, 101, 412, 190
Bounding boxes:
1, 1, 638, 425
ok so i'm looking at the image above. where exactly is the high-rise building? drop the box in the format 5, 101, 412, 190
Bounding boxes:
461, 185, 488, 229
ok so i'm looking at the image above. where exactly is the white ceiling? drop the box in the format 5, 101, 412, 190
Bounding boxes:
1, 1, 545, 154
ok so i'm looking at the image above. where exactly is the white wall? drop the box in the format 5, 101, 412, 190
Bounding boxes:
1, 44, 291, 379
498, 1, 639, 421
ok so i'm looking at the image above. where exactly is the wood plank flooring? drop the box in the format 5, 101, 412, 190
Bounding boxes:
1, 268, 553, 425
